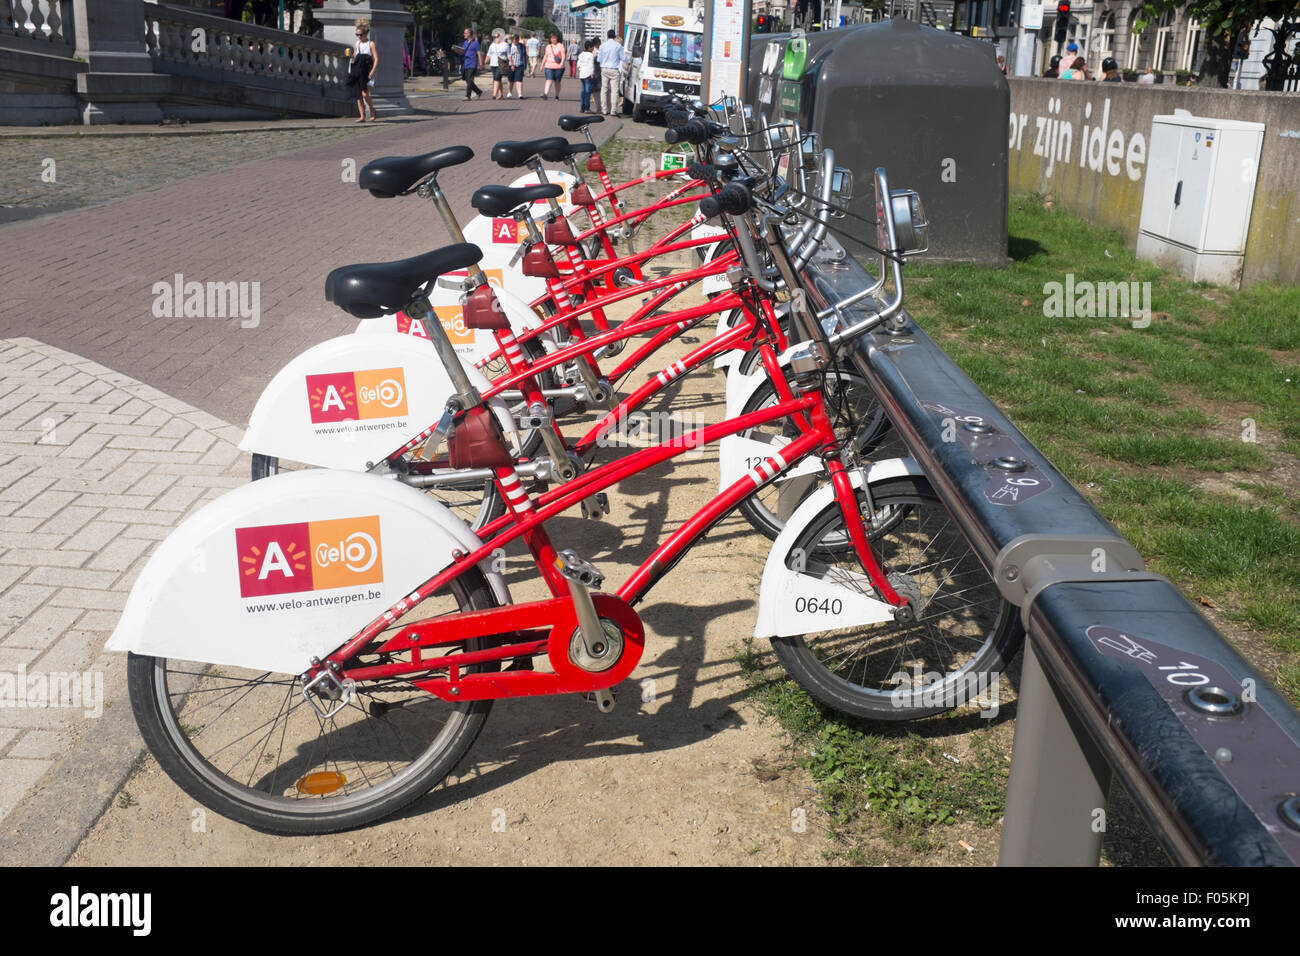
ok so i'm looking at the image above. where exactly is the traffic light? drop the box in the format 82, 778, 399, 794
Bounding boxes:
756, 14, 773, 32
1054, 1, 1070, 44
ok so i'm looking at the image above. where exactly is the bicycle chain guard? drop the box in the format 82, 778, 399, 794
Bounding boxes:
369, 593, 645, 702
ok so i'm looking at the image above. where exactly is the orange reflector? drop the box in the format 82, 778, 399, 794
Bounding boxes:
296, 771, 347, 795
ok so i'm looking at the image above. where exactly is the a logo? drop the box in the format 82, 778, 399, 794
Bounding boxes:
661, 14, 684, 25
394, 310, 431, 339
491, 218, 520, 243
661, 153, 687, 172
306, 367, 408, 423
236, 516, 383, 597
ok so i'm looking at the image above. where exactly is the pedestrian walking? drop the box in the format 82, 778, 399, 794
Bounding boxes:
542, 33, 566, 99
487, 29, 510, 99
461, 28, 483, 100
526, 33, 540, 77
578, 39, 597, 113
509, 34, 527, 98
1043, 54, 1061, 78
568, 38, 579, 78
597, 28, 626, 115
348, 18, 377, 122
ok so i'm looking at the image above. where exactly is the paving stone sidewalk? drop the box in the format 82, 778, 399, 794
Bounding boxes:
0, 337, 246, 846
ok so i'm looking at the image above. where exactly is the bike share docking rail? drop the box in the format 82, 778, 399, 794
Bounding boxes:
800, 238, 1300, 867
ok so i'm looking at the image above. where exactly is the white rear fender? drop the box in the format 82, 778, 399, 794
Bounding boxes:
106, 469, 510, 674
239, 332, 520, 469
753, 457, 925, 639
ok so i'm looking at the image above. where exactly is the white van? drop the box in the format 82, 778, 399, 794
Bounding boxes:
621, 6, 704, 122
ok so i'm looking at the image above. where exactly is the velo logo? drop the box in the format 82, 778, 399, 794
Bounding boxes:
305, 367, 408, 424
236, 516, 383, 598
432, 305, 476, 345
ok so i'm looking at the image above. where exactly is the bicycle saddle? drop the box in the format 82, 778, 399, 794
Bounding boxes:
359, 146, 474, 197
325, 244, 482, 319
471, 183, 563, 218
539, 141, 598, 162
490, 137, 569, 168
558, 114, 604, 133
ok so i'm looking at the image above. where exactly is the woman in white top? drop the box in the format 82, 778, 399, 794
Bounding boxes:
348, 18, 378, 122
487, 31, 511, 100
577, 40, 596, 114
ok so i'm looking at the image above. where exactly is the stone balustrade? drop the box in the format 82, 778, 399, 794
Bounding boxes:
143, 2, 350, 94
2, 0, 74, 49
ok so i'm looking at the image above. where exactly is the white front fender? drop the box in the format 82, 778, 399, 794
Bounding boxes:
240, 332, 519, 470
106, 469, 509, 674
753, 457, 925, 639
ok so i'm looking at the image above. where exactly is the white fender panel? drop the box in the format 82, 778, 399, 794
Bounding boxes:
106, 470, 509, 674
355, 277, 550, 368
753, 457, 926, 639
692, 223, 730, 298
718, 432, 823, 492
239, 332, 520, 468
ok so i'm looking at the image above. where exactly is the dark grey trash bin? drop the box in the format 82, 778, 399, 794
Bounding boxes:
747, 18, 1009, 266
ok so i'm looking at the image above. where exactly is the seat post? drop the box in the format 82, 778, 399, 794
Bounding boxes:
421, 173, 488, 286
403, 294, 482, 411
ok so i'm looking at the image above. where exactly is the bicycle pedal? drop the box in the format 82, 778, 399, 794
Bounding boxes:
580, 492, 610, 520
554, 550, 604, 589
586, 688, 616, 713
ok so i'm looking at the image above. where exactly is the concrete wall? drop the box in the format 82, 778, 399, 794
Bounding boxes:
1008, 78, 1300, 287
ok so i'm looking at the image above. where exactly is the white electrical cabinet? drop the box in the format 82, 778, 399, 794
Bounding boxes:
1136, 110, 1264, 287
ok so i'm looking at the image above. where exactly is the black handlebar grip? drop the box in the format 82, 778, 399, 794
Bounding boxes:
665, 121, 709, 145
718, 182, 752, 215
665, 108, 691, 129
687, 162, 716, 182
699, 194, 723, 219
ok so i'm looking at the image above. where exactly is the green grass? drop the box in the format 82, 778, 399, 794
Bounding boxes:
738, 640, 1008, 860
906, 193, 1300, 677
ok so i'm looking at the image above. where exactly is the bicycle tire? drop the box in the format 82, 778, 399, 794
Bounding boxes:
126, 567, 500, 835
769, 475, 1023, 721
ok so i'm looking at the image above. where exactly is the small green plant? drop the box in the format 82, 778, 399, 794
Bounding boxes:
116, 790, 138, 809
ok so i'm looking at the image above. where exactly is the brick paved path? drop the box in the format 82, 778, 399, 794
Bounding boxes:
0, 94, 619, 427
0, 337, 247, 832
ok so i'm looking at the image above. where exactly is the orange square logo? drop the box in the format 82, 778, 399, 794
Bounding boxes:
353, 367, 408, 419
432, 305, 474, 344
307, 516, 384, 592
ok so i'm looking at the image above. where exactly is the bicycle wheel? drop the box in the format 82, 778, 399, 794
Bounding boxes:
769, 475, 1023, 721
736, 369, 895, 541
252, 453, 504, 531
126, 567, 500, 835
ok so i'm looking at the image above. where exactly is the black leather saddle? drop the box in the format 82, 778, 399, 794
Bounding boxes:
471, 184, 563, 218
558, 114, 604, 133
490, 137, 569, 168
359, 146, 474, 198
325, 244, 482, 319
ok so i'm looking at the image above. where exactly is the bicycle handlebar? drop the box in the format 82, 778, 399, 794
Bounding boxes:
699, 181, 752, 219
